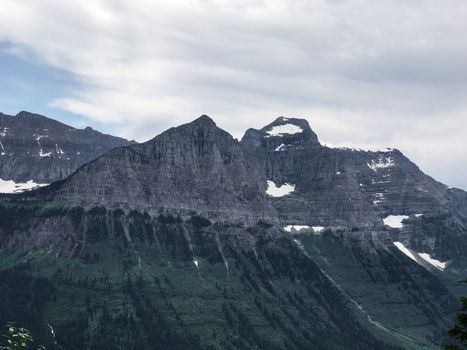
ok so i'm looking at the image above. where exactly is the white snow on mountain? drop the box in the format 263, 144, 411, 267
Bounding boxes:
284, 225, 310, 232
266, 180, 295, 197
419, 253, 446, 270
266, 124, 303, 137
393, 242, 417, 262
39, 150, 52, 157
383, 215, 409, 228
0, 178, 49, 193
284, 225, 325, 233
393, 242, 447, 271
274, 143, 286, 151
367, 156, 395, 171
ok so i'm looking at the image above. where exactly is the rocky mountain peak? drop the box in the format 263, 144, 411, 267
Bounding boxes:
16, 111, 41, 118
241, 116, 320, 149
0, 111, 134, 185
191, 114, 217, 126
43, 114, 276, 224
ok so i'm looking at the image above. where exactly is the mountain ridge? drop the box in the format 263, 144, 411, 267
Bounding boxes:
0, 113, 466, 350
0, 111, 135, 187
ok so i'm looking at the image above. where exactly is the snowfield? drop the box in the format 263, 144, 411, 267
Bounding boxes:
383, 215, 409, 228
266, 123, 303, 137
266, 180, 295, 197
0, 178, 48, 193
393, 241, 447, 270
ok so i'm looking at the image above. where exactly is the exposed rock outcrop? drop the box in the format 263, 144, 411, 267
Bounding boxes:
0, 111, 134, 185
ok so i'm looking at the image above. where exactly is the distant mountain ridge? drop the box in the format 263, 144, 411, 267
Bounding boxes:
0, 111, 135, 189
0, 113, 466, 350
3, 114, 466, 258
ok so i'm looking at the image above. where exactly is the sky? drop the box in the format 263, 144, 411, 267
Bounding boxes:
0, 0, 466, 189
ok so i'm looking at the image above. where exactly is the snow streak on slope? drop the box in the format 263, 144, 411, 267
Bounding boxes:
393, 242, 417, 262
419, 253, 446, 270
394, 242, 447, 270
0, 178, 49, 193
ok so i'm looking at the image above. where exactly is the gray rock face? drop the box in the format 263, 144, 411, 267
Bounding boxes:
43, 115, 278, 225
242, 117, 458, 225
1, 114, 466, 259
0, 111, 134, 184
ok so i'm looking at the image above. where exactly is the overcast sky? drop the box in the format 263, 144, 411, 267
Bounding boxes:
0, 0, 466, 189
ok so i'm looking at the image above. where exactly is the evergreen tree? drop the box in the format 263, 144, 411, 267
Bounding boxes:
0, 324, 45, 350
446, 279, 467, 350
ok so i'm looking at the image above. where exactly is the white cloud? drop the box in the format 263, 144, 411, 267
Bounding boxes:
0, 0, 466, 188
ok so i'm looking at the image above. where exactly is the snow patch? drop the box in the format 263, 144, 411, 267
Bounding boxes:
0, 140, 5, 155
394, 242, 447, 271
383, 215, 409, 228
284, 225, 324, 233
284, 225, 310, 232
55, 144, 64, 154
393, 242, 417, 262
0, 178, 49, 193
39, 150, 52, 157
274, 143, 286, 151
367, 156, 395, 171
266, 124, 303, 137
418, 253, 446, 270
326, 146, 394, 153
266, 180, 295, 197
34, 134, 51, 157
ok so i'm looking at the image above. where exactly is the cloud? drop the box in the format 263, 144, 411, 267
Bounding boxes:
0, 0, 466, 188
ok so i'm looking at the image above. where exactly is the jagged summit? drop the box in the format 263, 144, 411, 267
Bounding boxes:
0, 111, 134, 184
241, 116, 320, 149
3, 112, 466, 238
16, 111, 47, 118
144, 114, 233, 147
260, 116, 317, 139
35, 113, 277, 225
192, 114, 216, 125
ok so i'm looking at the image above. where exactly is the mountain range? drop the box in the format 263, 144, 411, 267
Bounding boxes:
0, 111, 133, 192
0, 112, 466, 350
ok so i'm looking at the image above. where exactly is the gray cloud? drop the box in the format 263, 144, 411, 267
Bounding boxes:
0, 0, 466, 189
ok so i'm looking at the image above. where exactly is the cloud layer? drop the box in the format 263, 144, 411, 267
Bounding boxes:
0, 0, 466, 188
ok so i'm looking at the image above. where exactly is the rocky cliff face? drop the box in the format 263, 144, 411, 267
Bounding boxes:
0, 114, 466, 350
18, 116, 278, 227
241, 117, 467, 257
0, 111, 134, 187
3, 115, 467, 253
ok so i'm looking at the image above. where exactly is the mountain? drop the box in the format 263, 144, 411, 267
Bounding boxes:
242, 117, 467, 259
0, 111, 134, 192
0, 115, 466, 350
